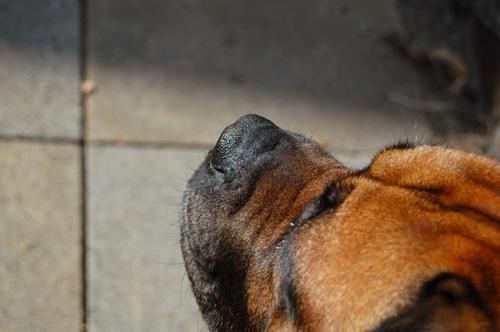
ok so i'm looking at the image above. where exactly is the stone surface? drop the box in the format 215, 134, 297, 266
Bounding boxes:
0, 0, 80, 138
87, 146, 208, 332
0, 141, 82, 332
87, 0, 431, 150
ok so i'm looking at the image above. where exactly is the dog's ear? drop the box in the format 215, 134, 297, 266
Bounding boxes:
374, 273, 495, 332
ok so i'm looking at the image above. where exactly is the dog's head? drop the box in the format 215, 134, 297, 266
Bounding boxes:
181, 115, 500, 331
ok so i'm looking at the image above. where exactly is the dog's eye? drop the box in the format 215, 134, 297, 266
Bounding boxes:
297, 184, 346, 222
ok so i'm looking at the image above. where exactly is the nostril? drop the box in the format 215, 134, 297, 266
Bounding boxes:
209, 156, 229, 174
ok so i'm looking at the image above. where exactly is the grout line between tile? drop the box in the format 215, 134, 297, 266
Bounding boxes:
0, 135, 212, 151
0, 135, 81, 145
79, 0, 88, 330
87, 139, 211, 150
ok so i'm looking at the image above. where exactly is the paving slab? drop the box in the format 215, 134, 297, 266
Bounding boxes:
0, 0, 80, 138
87, 0, 431, 151
87, 145, 208, 332
0, 141, 81, 332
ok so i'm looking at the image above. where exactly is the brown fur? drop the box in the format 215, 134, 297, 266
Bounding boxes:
288, 146, 500, 331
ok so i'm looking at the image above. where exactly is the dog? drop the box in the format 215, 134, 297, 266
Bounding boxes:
180, 114, 500, 331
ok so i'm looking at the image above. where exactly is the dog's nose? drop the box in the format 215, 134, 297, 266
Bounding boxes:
210, 114, 281, 173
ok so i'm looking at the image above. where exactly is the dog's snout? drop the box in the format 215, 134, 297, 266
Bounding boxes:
210, 114, 281, 173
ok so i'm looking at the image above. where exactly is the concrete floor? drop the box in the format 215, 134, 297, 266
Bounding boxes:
0, 1, 497, 332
